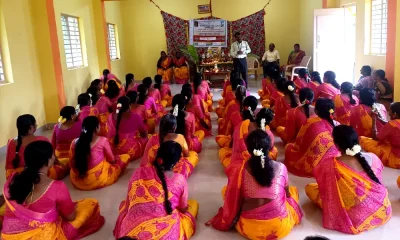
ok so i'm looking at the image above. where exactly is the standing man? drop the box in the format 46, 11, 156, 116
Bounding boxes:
262, 43, 280, 78
230, 32, 251, 86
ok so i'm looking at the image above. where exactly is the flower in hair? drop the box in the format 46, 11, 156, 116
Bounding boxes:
173, 105, 179, 117
303, 100, 310, 105
116, 103, 122, 114
75, 104, 80, 115
329, 109, 334, 114
260, 118, 266, 131
82, 128, 87, 134
100, 89, 105, 94
253, 149, 266, 168
288, 85, 295, 92
345, 144, 362, 156
88, 93, 92, 98
58, 116, 67, 124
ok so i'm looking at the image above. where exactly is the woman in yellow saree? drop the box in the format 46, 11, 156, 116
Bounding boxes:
114, 141, 199, 239
69, 116, 130, 190
207, 130, 302, 239
305, 125, 391, 234
284, 98, 339, 177
360, 102, 400, 169
219, 97, 277, 169
2, 141, 104, 239
157, 51, 173, 84
173, 51, 189, 84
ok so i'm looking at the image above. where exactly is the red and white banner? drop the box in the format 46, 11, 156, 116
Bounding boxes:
189, 19, 228, 47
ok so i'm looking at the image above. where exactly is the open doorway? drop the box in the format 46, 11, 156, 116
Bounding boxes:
314, 5, 356, 84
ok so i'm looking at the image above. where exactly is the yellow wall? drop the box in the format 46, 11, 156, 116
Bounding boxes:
0, 0, 47, 146
54, 0, 101, 106
105, 1, 127, 80
121, 0, 309, 80
395, 0, 400, 101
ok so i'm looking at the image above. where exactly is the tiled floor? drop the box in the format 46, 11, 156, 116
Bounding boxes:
1, 81, 400, 239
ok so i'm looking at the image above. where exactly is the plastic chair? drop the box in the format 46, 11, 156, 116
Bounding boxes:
247, 56, 260, 81
285, 56, 312, 81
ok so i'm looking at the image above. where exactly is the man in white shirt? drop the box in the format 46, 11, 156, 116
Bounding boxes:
230, 32, 251, 86
262, 43, 280, 78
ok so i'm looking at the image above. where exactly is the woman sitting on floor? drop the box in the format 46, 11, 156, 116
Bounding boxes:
217, 85, 247, 136
76, 93, 99, 122
88, 78, 104, 98
140, 114, 199, 179
207, 130, 303, 239
95, 80, 122, 135
170, 94, 205, 153
126, 91, 153, 134
6, 115, 68, 180
308, 71, 322, 93
293, 68, 310, 91
101, 69, 122, 89
70, 116, 130, 190
181, 85, 212, 136
2, 141, 104, 239
216, 75, 242, 118
360, 102, 400, 169
124, 73, 138, 93
284, 98, 339, 177
277, 87, 316, 144
262, 76, 286, 108
138, 84, 166, 127
51, 106, 81, 170
106, 96, 148, 161
350, 88, 387, 137
271, 81, 299, 129
143, 76, 163, 108
154, 74, 172, 107
114, 141, 199, 239
305, 125, 391, 234
218, 96, 278, 169
157, 51, 174, 84
258, 68, 279, 102
314, 71, 340, 100
334, 82, 359, 125
173, 51, 189, 84
193, 74, 213, 112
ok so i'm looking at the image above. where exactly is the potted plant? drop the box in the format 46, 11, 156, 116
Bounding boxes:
180, 45, 200, 82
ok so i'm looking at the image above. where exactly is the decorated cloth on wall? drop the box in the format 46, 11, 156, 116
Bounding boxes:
161, 10, 265, 58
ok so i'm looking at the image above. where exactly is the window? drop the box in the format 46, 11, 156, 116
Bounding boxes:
0, 52, 4, 84
370, 0, 388, 55
61, 15, 84, 69
107, 23, 118, 60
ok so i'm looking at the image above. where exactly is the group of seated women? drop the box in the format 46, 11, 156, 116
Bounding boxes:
157, 51, 190, 84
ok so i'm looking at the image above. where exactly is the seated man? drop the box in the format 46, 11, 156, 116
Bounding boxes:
282, 43, 306, 76
262, 43, 280, 78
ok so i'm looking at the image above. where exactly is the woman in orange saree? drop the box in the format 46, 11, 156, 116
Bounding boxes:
277, 88, 316, 144
350, 88, 387, 138
334, 82, 359, 125
360, 102, 400, 169
155, 74, 173, 107
106, 96, 148, 161
216, 76, 242, 118
2, 141, 104, 239
114, 141, 198, 239
261, 77, 286, 108
314, 71, 340, 100
305, 125, 391, 234
95, 80, 122, 136
171, 94, 205, 153
76, 93, 99, 122
217, 86, 246, 136
270, 81, 299, 129
207, 130, 302, 239
219, 98, 278, 169
6, 115, 68, 180
284, 98, 339, 177
258, 67, 280, 102
173, 52, 189, 84
141, 114, 199, 179
157, 51, 173, 84
69, 117, 130, 190
51, 106, 81, 173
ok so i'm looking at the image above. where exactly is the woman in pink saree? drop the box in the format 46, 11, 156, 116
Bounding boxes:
350, 88, 387, 138
155, 74, 173, 107
143, 76, 163, 108
314, 71, 340, 100
277, 88, 316, 144
114, 141, 198, 239
207, 130, 302, 239
124, 73, 139, 93
2, 141, 104, 239
126, 91, 154, 134
138, 84, 166, 125
308, 71, 322, 93
76, 93, 99, 122
183, 84, 212, 136
293, 69, 310, 91
95, 80, 122, 136
193, 75, 213, 112
218, 86, 246, 136
305, 125, 391, 234
101, 69, 122, 89
271, 81, 299, 129
334, 82, 359, 125
69, 117, 130, 190
6, 115, 68, 180
284, 98, 339, 177
106, 96, 148, 161
141, 114, 199, 179
51, 106, 81, 171
170, 93, 205, 153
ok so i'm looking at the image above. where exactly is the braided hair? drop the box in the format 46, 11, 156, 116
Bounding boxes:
235, 85, 247, 112
125, 73, 134, 92
315, 98, 335, 127
114, 96, 130, 145
137, 84, 148, 105
341, 82, 356, 105
242, 96, 258, 121
154, 75, 162, 90
159, 114, 177, 144
283, 81, 299, 108
299, 88, 314, 118
12, 115, 37, 169
256, 108, 275, 127
170, 94, 186, 136
333, 125, 381, 184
